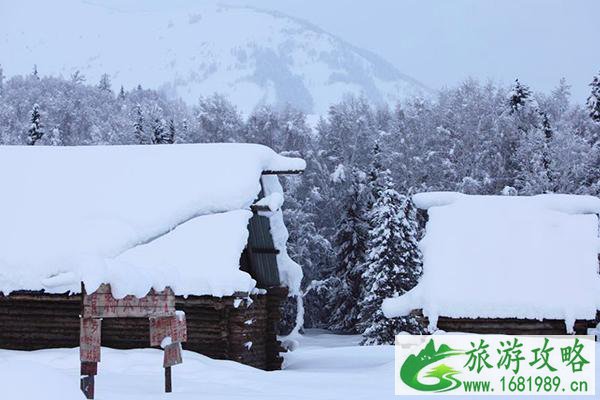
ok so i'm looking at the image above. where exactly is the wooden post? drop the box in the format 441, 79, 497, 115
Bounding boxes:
165, 366, 172, 393
80, 374, 95, 399
80, 283, 95, 399
163, 342, 182, 393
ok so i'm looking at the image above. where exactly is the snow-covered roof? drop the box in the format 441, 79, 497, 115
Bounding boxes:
383, 192, 600, 332
0, 143, 305, 298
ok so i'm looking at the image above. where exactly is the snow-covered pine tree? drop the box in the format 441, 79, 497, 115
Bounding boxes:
505, 78, 544, 191
49, 127, 62, 146
246, 105, 279, 149
508, 79, 532, 113
540, 111, 555, 190
152, 117, 169, 144
197, 94, 243, 142
27, 104, 44, 145
279, 105, 311, 153
118, 85, 126, 100
70, 70, 85, 84
168, 118, 176, 144
588, 73, 600, 123
133, 104, 145, 144
98, 73, 112, 92
514, 126, 552, 194
32, 65, 39, 80
180, 118, 189, 142
327, 168, 369, 333
366, 141, 385, 209
360, 173, 424, 345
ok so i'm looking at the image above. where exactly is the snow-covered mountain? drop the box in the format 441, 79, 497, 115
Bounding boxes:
0, 1, 430, 115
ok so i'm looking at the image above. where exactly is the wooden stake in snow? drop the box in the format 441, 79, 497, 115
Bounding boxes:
163, 342, 183, 392
79, 283, 187, 399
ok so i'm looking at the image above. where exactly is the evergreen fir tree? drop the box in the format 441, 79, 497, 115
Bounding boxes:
360, 173, 424, 345
514, 126, 553, 195
152, 117, 171, 144
181, 118, 189, 140
98, 73, 112, 92
587, 73, 600, 123
168, 118, 176, 144
49, 127, 62, 146
540, 112, 555, 190
508, 79, 532, 113
327, 168, 369, 332
366, 141, 385, 209
70, 70, 85, 84
118, 85, 126, 100
133, 104, 145, 144
32, 64, 39, 80
27, 104, 44, 145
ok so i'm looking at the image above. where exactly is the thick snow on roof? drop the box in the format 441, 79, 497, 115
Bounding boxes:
103, 210, 256, 299
383, 192, 600, 332
0, 144, 305, 296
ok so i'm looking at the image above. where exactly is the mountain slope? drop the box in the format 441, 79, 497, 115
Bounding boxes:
0, 1, 430, 115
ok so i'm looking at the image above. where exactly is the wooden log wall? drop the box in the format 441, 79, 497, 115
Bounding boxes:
436, 316, 597, 335
0, 292, 80, 350
265, 287, 288, 371
0, 289, 289, 370
409, 310, 598, 335
179, 296, 232, 361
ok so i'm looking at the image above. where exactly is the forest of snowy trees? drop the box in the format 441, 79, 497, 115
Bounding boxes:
1, 66, 600, 343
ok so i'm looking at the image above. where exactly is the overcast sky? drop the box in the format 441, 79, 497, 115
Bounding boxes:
10, 0, 600, 102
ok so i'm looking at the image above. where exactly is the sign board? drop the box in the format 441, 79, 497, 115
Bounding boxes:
80, 318, 101, 362
163, 343, 183, 368
150, 315, 188, 347
79, 283, 186, 399
83, 284, 175, 318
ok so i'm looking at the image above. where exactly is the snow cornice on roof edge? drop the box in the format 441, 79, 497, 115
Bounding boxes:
412, 191, 600, 215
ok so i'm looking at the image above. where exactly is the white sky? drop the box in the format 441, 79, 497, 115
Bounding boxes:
5, 0, 600, 102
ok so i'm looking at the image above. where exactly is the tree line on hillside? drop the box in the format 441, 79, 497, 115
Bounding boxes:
1, 65, 600, 343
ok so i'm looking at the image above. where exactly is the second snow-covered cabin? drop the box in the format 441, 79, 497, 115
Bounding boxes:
383, 192, 600, 335
0, 143, 305, 370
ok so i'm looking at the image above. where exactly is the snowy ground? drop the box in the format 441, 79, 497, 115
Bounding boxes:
0, 329, 597, 399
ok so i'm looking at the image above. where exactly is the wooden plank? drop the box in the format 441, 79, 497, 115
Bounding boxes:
80, 318, 101, 362
81, 361, 98, 376
80, 375, 95, 399
163, 343, 183, 368
251, 247, 280, 254
250, 204, 271, 212
149, 315, 187, 347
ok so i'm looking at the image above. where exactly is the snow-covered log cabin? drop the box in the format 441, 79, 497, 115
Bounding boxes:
0, 143, 305, 370
383, 192, 600, 335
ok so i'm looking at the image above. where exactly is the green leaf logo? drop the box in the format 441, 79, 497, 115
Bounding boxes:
400, 339, 464, 392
